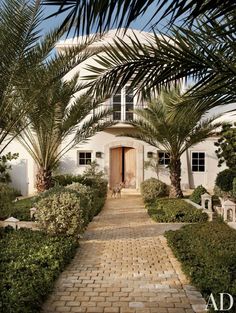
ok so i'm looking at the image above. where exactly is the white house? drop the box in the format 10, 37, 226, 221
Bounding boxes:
4, 29, 236, 195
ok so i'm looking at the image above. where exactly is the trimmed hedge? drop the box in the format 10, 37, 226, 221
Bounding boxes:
53, 174, 82, 186
0, 227, 78, 313
189, 185, 208, 205
165, 221, 236, 310
141, 178, 168, 204
148, 198, 208, 223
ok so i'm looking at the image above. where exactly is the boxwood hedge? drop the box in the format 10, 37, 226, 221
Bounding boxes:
147, 198, 208, 223
0, 227, 78, 313
165, 221, 236, 311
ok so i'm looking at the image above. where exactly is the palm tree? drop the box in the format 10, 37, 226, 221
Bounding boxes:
122, 87, 221, 198
42, 0, 235, 35
16, 71, 112, 192
86, 20, 236, 110
0, 0, 101, 154
0, 0, 42, 153
42, 1, 236, 115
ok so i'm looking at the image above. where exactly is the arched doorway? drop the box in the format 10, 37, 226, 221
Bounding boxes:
110, 147, 136, 188
104, 140, 144, 190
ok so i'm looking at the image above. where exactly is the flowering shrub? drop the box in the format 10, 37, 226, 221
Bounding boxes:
66, 183, 93, 226
36, 190, 83, 236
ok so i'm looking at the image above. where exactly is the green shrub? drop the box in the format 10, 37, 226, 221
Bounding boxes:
141, 178, 168, 203
213, 185, 234, 200
0, 227, 77, 313
148, 198, 208, 223
189, 185, 208, 204
36, 190, 83, 236
52, 174, 82, 186
0, 183, 18, 219
165, 221, 236, 310
215, 169, 236, 192
66, 183, 93, 226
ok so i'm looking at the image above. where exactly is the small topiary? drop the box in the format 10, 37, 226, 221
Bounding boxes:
0, 183, 18, 219
36, 190, 83, 236
140, 178, 168, 204
189, 185, 208, 204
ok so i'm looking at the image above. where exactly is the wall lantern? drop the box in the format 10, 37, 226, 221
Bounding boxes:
147, 152, 153, 158
96, 151, 102, 158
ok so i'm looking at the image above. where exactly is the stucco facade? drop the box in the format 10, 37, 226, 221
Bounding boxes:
2, 29, 235, 195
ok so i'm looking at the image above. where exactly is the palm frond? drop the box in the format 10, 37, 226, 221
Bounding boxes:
42, 0, 236, 35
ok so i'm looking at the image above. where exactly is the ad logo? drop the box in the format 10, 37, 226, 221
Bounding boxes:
206, 293, 234, 311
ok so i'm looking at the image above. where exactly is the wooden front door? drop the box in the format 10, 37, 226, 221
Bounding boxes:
110, 147, 122, 188
124, 147, 136, 188
110, 147, 136, 188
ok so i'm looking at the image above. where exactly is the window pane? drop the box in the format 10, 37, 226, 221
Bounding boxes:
79, 152, 85, 158
79, 159, 85, 165
199, 159, 205, 165
199, 152, 205, 158
199, 166, 205, 172
192, 152, 198, 159
165, 158, 170, 165
125, 112, 133, 120
192, 159, 198, 165
113, 95, 121, 103
126, 95, 133, 102
113, 112, 121, 120
86, 153, 91, 158
86, 159, 91, 165
113, 103, 121, 110
192, 165, 198, 171
126, 103, 133, 110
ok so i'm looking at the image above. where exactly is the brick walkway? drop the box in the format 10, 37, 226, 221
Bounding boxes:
42, 195, 206, 313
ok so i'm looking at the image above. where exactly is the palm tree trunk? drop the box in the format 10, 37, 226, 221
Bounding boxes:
36, 167, 52, 192
169, 158, 183, 198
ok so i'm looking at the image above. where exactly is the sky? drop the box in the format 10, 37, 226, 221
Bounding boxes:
40, 2, 169, 38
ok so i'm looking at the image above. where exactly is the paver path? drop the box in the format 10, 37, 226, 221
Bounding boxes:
42, 195, 206, 313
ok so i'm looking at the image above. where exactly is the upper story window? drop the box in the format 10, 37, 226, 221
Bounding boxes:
78, 151, 92, 165
191, 152, 205, 172
111, 86, 134, 121
158, 151, 170, 166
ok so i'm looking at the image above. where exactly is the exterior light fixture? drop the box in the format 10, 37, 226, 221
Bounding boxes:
96, 152, 102, 158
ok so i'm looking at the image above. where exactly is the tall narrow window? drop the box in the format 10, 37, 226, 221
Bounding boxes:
125, 87, 134, 121
191, 152, 205, 172
112, 89, 122, 121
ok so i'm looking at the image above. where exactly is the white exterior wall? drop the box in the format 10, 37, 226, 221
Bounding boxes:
60, 126, 225, 191
1, 140, 37, 196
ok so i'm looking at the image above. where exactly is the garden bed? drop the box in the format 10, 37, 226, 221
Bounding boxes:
165, 221, 236, 310
0, 227, 78, 313
147, 198, 208, 223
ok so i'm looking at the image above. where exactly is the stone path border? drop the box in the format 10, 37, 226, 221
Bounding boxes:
42, 195, 206, 313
